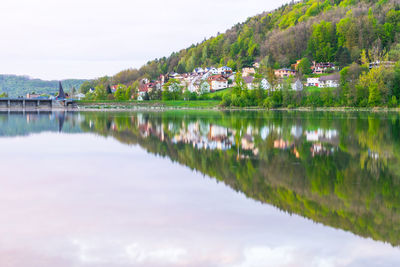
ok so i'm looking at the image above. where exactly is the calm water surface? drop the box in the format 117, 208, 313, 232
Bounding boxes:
0, 111, 399, 267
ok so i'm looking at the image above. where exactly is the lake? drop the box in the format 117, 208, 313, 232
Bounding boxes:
0, 110, 399, 266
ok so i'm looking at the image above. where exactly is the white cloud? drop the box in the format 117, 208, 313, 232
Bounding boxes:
125, 243, 187, 264
0, 0, 290, 79
234, 246, 295, 267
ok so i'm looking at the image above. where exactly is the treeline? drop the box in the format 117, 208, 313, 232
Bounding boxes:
82, 78, 221, 102
222, 60, 400, 108
0, 75, 86, 98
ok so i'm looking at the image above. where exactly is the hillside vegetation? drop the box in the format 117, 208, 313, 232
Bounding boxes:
0, 75, 86, 98
83, 0, 400, 107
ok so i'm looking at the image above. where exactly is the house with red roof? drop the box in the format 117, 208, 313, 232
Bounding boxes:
207, 75, 228, 91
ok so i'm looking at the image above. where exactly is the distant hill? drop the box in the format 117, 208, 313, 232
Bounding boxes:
0, 75, 87, 97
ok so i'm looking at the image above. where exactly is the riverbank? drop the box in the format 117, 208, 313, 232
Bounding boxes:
77, 100, 221, 110
77, 100, 400, 112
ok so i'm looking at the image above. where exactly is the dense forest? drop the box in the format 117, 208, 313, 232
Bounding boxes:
0, 75, 86, 98
82, 0, 400, 108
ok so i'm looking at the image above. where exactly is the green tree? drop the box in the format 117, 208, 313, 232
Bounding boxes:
297, 58, 312, 75
114, 85, 127, 101
94, 85, 107, 100
308, 20, 337, 62
80, 81, 95, 94
162, 79, 182, 100
357, 66, 390, 107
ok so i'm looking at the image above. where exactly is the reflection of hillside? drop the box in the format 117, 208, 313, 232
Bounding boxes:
81, 111, 400, 246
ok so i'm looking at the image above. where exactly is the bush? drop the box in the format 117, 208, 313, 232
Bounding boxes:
221, 93, 232, 106
390, 96, 398, 108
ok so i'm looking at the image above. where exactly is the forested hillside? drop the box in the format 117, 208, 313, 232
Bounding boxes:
86, 0, 400, 85
0, 75, 86, 97
82, 0, 400, 108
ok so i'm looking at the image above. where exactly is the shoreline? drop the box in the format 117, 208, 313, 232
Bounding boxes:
1, 103, 399, 113
76, 101, 400, 112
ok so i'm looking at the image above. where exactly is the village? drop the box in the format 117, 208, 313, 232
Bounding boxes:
130, 60, 347, 101
21, 59, 394, 103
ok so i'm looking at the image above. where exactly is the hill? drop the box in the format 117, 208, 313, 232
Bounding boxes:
83, 0, 400, 108
91, 0, 399, 84
0, 75, 87, 97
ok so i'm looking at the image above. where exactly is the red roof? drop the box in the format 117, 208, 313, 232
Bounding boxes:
139, 82, 155, 92
208, 75, 227, 82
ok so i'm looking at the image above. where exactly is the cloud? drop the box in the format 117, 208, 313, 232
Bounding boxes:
125, 243, 187, 264
234, 246, 295, 267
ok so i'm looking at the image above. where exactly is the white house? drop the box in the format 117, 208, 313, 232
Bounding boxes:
242, 67, 256, 77
193, 67, 204, 74
208, 75, 228, 91
218, 66, 232, 75
198, 81, 210, 94
261, 78, 271, 90
243, 76, 255, 89
188, 76, 210, 94
318, 73, 340, 88
227, 74, 235, 84
245, 77, 271, 90
202, 72, 213, 80
208, 67, 218, 75
188, 76, 200, 92
291, 79, 303, 91
307, 77, 320, 87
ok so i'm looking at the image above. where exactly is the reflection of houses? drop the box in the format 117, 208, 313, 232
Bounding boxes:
368, 149, 380, 160
311, 144, 337, 157
306, 129, 338, 144
274, 139, 291, 149
172, 123, 235, 151
306, 128, 339, 157
136, 114, 165, 141
241, 134, 259, 155
273, 139, 300, 158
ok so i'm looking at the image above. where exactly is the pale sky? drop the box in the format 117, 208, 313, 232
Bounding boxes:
0, 0, 290, 80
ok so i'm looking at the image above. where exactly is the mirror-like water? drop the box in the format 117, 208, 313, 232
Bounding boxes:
0, 111, 399, 266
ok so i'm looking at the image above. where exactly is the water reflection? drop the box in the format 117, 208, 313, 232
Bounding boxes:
0, 111, 400, 266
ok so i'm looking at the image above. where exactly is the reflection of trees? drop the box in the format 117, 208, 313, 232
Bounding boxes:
0, 111, 81, 136
80, 111, 400, 246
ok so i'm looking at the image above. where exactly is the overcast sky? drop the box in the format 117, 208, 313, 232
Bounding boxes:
0, 0, 290, 80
